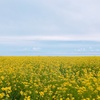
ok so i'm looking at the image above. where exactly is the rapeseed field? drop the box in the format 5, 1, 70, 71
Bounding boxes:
0, 56, 100, 100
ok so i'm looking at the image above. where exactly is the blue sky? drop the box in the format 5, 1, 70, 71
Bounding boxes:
0, 0, 100, 56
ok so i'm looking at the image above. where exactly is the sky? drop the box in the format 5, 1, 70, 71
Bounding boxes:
0, 0, 100, 56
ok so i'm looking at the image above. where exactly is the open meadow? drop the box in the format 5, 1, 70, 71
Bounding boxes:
0, 56, 100, 100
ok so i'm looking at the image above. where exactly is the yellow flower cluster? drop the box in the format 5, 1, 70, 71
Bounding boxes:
0, 56, 100, 100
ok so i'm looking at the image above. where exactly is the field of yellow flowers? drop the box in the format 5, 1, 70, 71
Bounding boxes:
0, 56, 100, 100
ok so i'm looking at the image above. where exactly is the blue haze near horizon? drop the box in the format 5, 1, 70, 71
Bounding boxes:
0, 40, 100, 56
0, 0, 100, 56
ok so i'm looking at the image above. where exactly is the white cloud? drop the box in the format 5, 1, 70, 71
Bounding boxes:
0, 33, 100, 42
32, 47, 40, 51
17, 47, 41, 52
77, 48, 86, 52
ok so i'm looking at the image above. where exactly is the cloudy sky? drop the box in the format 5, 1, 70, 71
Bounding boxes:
0, 0, 100, 56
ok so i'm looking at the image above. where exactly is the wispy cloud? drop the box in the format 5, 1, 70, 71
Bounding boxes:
0, 34, 100, 43
32, 47, 41, 51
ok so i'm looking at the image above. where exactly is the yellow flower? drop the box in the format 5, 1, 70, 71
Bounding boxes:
44, 87, 48, 92
52, 95, 55, 99
27, 96, 30, 100
86, 98, 90, 100
1, 86, 12, 93
97, 86, 100, 91
39, 91, 44, 97
24, 96, 30, 100
97, 95, 100, 99
0, 93, 5, 99
1, 76, 4, 80
6, 94, 10, 98
66, 98, 70, 100
20, 91, 24, 95
60, 98, 63, 100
